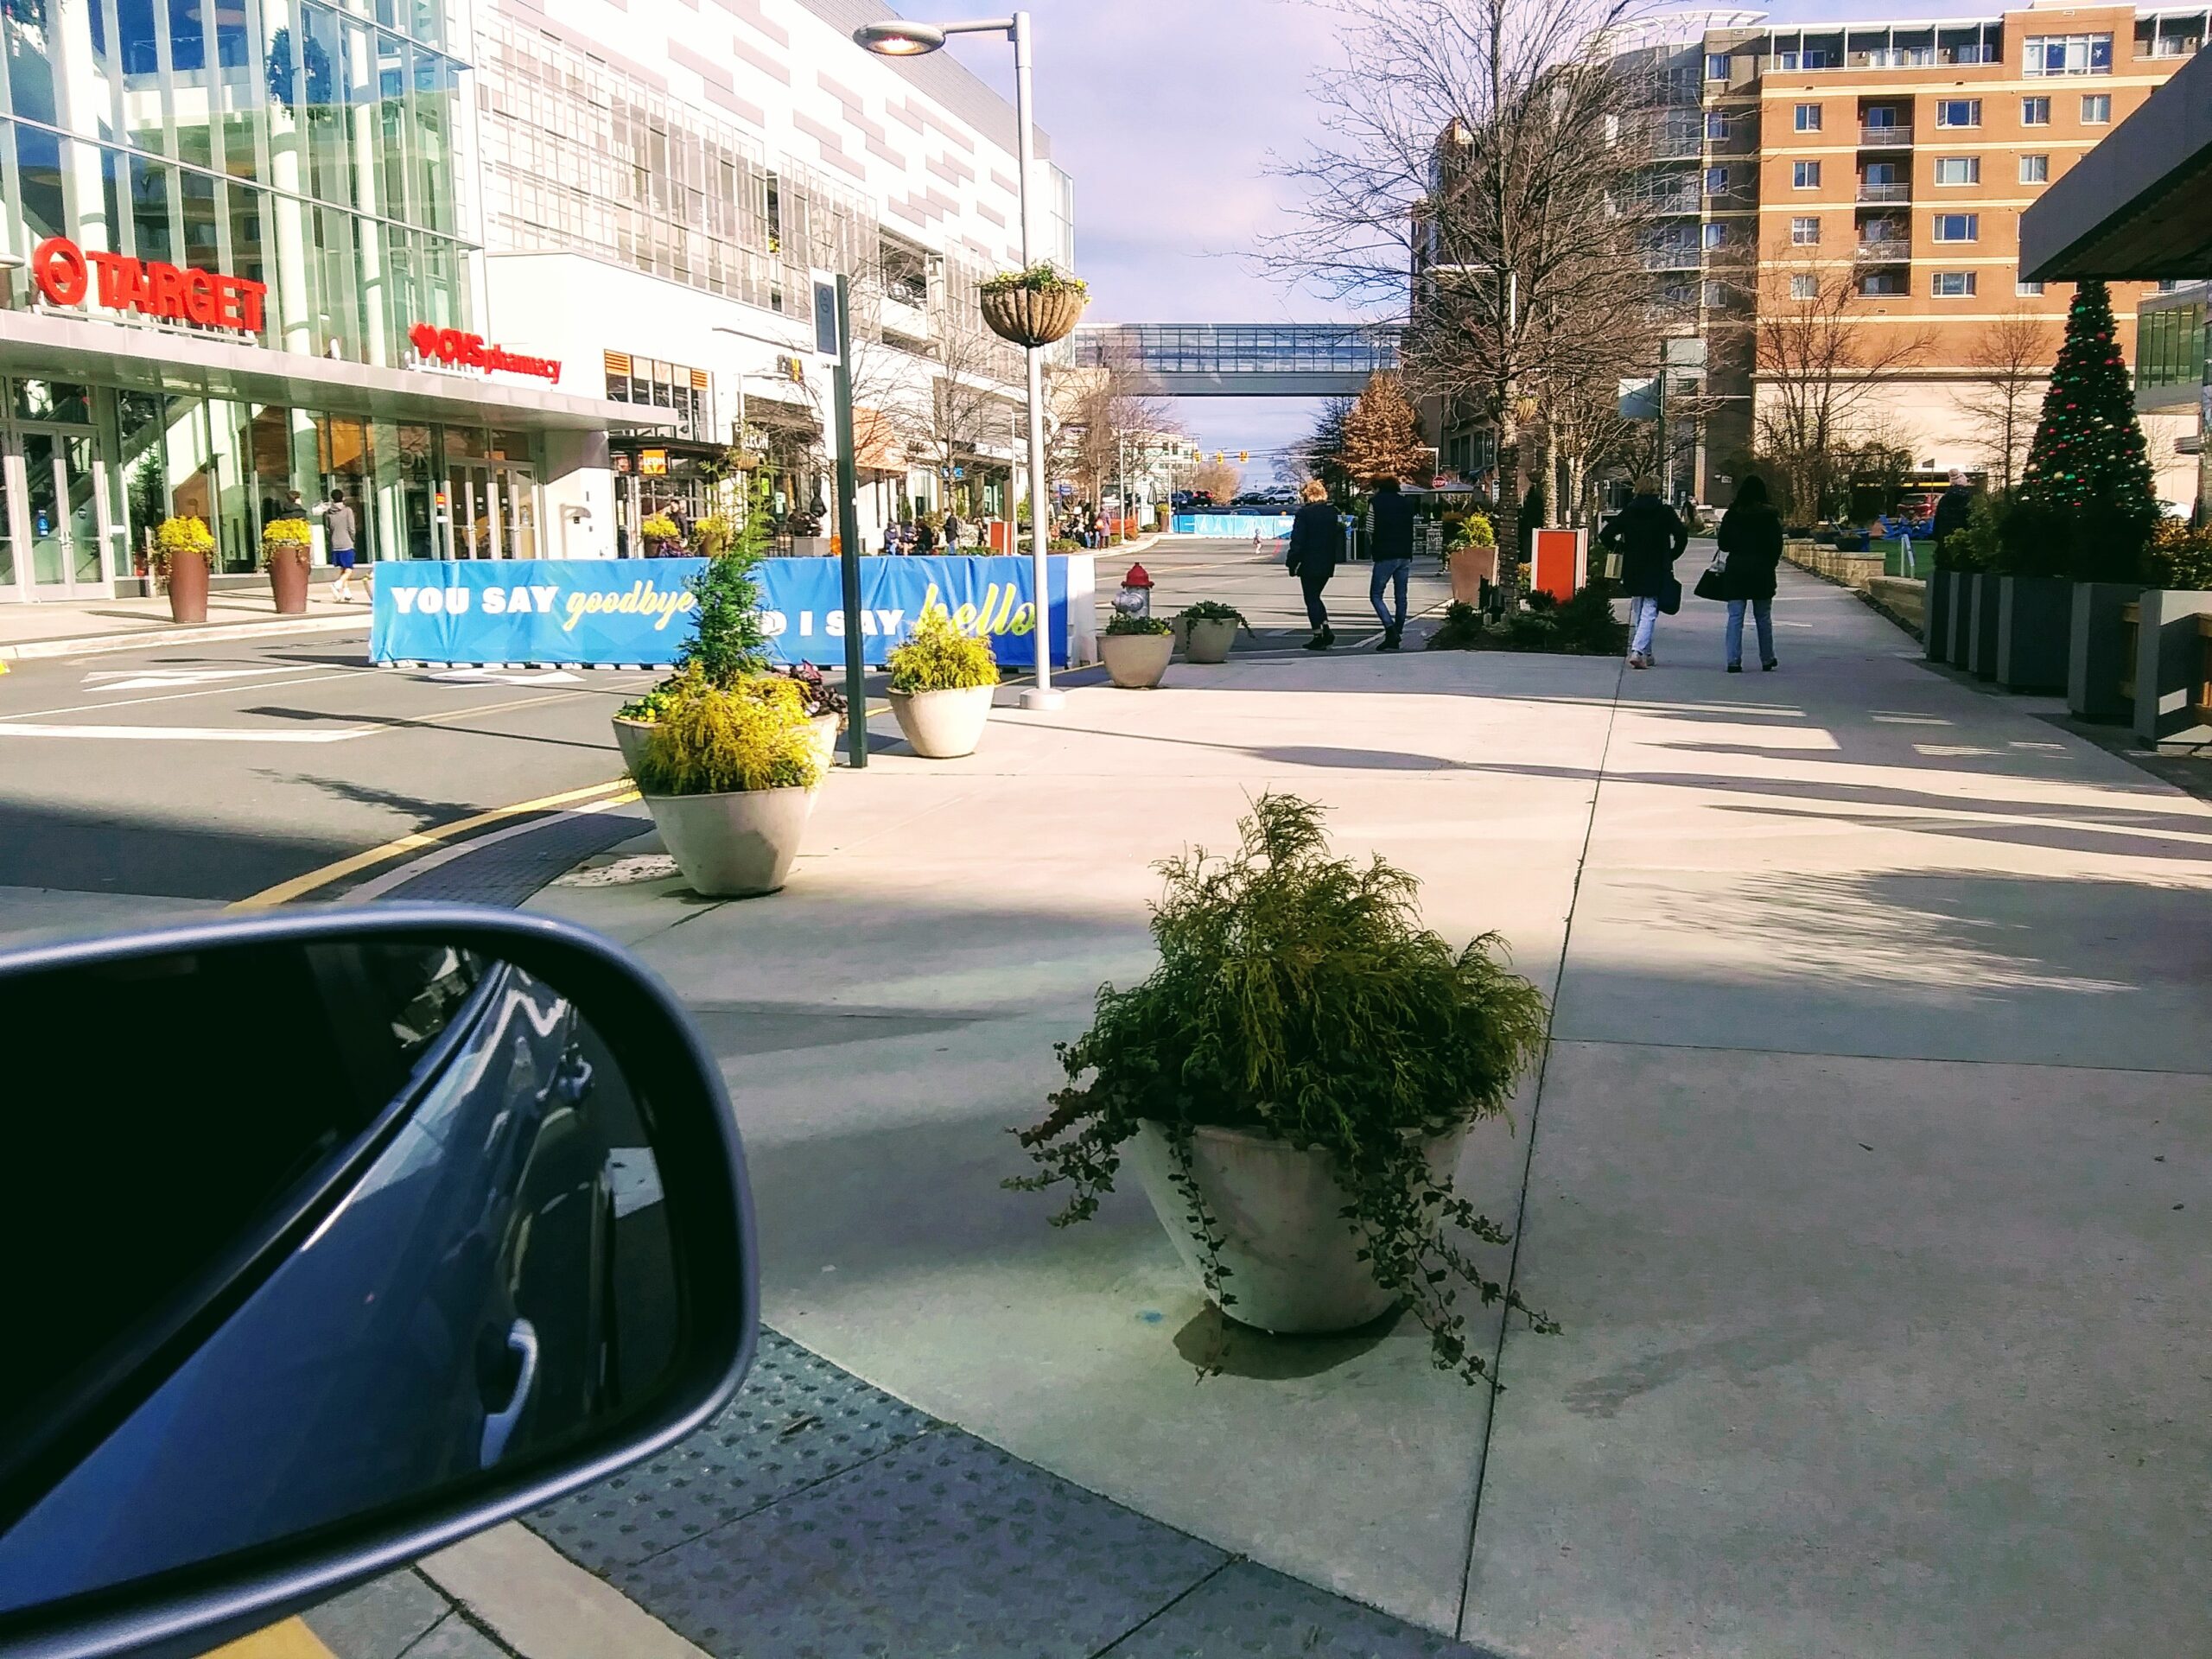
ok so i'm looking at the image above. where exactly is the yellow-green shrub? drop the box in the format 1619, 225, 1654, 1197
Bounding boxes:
633, 675, 820, 796
887, 609, 999, 692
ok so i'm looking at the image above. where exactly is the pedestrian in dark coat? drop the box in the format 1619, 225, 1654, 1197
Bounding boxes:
1930, 470, 1974, 563
1364, 476, 1416, 651
1599, 480, 1688, 668
1285, 479, 1342, 651
1714, 474, 1783, 672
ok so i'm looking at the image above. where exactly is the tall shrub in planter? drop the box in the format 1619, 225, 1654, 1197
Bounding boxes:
2018, 279, 2160, 582
1010, 794, 1554, 1380
615, 480, 772, 760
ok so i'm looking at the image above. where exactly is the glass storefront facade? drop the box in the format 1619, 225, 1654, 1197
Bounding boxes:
0, 0, 560, 599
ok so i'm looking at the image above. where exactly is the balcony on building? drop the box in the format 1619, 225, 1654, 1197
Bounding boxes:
1859, 103, 1912, 148
1859, 270, 1910, 297
2135, 16, 2205, 59
1761, 29, 1845, 72
1855, 215, 1910, 262
1857, 159, 1910, 204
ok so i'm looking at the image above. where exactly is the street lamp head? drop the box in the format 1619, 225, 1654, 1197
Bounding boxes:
854, 20, 946, 55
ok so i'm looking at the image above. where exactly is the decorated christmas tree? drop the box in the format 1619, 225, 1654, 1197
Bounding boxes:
2017, 279, 2159, 580
1338, 372, 1427, 482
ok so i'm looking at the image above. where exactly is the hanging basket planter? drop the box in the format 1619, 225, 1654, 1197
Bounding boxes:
980, 284, 1087, 349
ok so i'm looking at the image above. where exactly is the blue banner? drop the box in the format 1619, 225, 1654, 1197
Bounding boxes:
1173, 513, 1294, 538
369, 556, 1075, 669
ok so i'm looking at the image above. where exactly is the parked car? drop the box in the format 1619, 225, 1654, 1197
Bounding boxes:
0, 907, 757, 1659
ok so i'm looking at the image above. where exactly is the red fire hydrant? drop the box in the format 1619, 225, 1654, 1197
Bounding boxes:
1115, 562, 1154, 619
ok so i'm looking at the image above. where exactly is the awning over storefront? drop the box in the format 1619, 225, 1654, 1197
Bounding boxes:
0, 309, 675, 434
2020, 46, 2212, 282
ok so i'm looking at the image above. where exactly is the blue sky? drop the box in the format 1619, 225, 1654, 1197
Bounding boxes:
910, 0, 2010, 468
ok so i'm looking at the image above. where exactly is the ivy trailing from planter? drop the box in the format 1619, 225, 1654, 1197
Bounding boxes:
1008, 792, 1555, 1382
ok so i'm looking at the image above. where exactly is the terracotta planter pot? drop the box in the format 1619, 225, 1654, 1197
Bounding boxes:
612, 715, 656, 775
266, 551, 310, 613
1184, 617, 1237, 664
1102, 632, 1173, 688
1125, 1120, 1472, 1334
641, 784, 818, 897
164, 551, 210, 624
980, 286, 1086, 348
1449, 544, 1497, 605
887, 683, 994, 758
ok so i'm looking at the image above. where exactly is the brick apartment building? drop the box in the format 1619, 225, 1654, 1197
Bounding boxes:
1435, 4, 2204, 515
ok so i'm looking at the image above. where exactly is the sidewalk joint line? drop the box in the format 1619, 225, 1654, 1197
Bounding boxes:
1453, 643, 1630, 1638
1087, 1558, 1241, 1657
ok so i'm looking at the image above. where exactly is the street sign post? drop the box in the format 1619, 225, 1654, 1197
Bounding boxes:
817, 270, 867, 769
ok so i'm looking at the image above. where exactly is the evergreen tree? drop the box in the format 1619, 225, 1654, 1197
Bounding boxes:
677, 474, 773, 683
1338, 372, 1427, 483
2018, 280, 2159, 579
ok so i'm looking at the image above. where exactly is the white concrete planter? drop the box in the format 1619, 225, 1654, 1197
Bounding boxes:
1102, 632, 1173, 688
612, 715, 655, 775
641, 784, 817, 897
808, 711, 841, 771
1185, 617, 1238, 664
1125, 1119, 1471, 1334
887, 683, 993, 758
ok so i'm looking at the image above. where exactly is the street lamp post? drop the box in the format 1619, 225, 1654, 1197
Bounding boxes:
856, 11, 1063, 709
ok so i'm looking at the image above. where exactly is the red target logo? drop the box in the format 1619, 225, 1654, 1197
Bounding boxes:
31, 238, 89, 307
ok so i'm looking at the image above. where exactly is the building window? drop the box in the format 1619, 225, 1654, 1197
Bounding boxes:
1860, 272, 1908, 297
1706, 111, 1728, 141
1706, 166, 1729, 194
2022, 96, 2051, 124
2019, 153, 2050, 183
1703, 221, 1726, 249
1706, 52, 1730, 79
2017, 279, 2046, 296
1933, 213, 1979, 241
2082, 93, 2112, 124
1932, 271, 1978, 297
2024, 33, 2113, 75
1790, 216, 1821, 245
1790, 274, 1819, 300
1794, 160, 1821, 188
1795, 103, 1822, 131
1702, 280, 1731, 308
1935, 99, 1981, 128
1933, 156, 1980, 185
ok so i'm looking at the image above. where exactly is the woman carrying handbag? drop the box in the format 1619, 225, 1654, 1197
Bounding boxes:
1707, 475, 1783, 672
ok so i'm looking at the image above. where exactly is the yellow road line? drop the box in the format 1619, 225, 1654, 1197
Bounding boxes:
228, 777, 634, 910
196, 1618, 338, 1659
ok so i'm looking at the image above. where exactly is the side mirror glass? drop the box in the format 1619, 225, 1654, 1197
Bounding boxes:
0, 908, 755, 1658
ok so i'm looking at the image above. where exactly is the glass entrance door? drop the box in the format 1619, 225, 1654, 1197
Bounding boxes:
447, 462, 498, 558
11, 429, 110, 600
498, 466, 537, 559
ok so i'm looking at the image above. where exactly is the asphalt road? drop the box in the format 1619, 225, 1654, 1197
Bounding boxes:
0, 628, 656, 907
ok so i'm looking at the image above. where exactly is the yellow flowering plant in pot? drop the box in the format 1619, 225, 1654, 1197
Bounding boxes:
153, 516, 216, 624
260, 515, 315, 614
631, 673, 823, 898
885, 609, 998, 758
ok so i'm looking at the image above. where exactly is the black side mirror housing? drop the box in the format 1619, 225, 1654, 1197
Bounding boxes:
0, 906, 757, 1659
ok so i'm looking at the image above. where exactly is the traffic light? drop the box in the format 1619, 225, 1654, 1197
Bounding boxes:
1214, 451, 1224, 463
1237, 451, 1248, 464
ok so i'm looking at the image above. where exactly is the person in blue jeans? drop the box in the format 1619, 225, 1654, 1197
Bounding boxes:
1713, 474, 1783, 671
1364, 474, 1415, 651
1598, 477, 1688, 670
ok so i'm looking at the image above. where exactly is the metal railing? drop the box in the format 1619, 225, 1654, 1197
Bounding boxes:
2120, 601, 2139, 702
1859, 124, 1913, 145
1854, 238, 1911, 261
1857, 181, 1911, 203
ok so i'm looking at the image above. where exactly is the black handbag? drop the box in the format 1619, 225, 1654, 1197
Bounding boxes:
1658, 572, 1683, 615
1694, 552, 1729, 602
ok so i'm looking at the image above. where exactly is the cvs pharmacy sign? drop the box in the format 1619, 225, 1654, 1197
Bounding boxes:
32, 236, 266, 334
409, 322, 562, 385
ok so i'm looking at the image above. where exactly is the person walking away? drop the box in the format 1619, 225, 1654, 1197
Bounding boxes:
944, 508, 963, 550
1286, 479, 1341, 651
1364, 475, 1415, 651
1714, 475, 1783, 672
315, 488, 360, 602
1930, 470, 1974, 563
1599, 476, 1688, 670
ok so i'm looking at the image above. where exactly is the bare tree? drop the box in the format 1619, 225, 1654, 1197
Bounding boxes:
1190, 458, 1243, 502
1052, 351, 1176, 513
1263, 0, 1667, 607
1954, 306, 2056, 493
1754, 258, 1929, 520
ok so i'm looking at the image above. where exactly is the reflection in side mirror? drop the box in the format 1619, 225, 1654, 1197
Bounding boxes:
0, 908, 754, 1659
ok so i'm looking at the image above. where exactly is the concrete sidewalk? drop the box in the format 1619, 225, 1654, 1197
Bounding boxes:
514, 566, 2210, 1656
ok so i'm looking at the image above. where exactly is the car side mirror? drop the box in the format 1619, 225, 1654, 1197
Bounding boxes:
0, 906, 756, 1659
